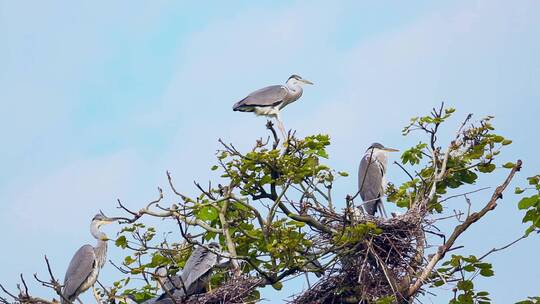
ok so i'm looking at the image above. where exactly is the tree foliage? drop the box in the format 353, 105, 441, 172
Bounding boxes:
1, 105, 538, 304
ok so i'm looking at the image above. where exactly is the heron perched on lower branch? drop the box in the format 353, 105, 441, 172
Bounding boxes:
358, 143, 399, 216
150, 243, 230, 303
232, 74, 313, 139
62, 213, 120, 304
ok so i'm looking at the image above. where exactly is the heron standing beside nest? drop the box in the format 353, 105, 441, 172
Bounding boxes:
358, 143, 399, 217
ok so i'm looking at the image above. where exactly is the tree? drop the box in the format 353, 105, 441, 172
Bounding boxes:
1, 104, 539, 304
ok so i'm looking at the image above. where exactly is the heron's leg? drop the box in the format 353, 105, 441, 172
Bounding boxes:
92, 286, 102, 304
304, 273, 312, 288
275, 114, 287, 141
378, 203, 388, 218
76, 297, 83, 304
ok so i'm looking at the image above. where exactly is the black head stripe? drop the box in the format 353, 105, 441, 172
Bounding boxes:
288, 74, 302, 81
368, 143, 385, 151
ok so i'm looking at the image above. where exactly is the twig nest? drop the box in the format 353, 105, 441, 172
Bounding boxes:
292, 212, 424, 304
184, 276, 263, 304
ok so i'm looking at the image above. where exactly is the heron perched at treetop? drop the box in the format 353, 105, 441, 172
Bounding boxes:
358, 143, 399, 217
151, 243, 229, 303
62, 213, 120, 304
232, 74, 313, 139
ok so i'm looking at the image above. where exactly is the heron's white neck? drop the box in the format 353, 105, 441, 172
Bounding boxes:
366, 148, 388, 171
90, 222, 108, 269
90, 221, 108, 241
285, 79, 303, 94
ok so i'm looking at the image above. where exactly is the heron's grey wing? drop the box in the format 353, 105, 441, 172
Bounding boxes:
358, 155, 383, 216
181, 246, 217, 294
145, 294, 175, 304
148, 287, 186, 304
180, 246, 206, 283
233, 85, 288, 110
63, 244, 96, 300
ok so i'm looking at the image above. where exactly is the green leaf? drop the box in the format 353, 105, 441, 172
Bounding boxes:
124, 256, 136, 265
480, 268, 494, 277
518, 195, 538, 210
338, 171, 349, 177
272, 281, 283, 290
199, 206, 219, 221
478, 163, 496, 173
515, 187, 526, 194
115, 235, 128, 249
503, 162, 515, 169
457, 280, 474, 291
463, 264, 475, 272
528, 176, 540, 185
477, 291, 490, 297
211, 165, 219, 171
150, 253, 168, 267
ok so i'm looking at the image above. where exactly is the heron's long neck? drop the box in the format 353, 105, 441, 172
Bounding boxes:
285, 81, 303, 95
91, 223, 108, 269
367, 150, 388, 173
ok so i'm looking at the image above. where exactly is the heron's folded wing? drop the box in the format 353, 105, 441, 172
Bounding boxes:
63, 244, 96, 299
358, 155, 383, 202
181, 247, 217, 294
233, 85, 287, 109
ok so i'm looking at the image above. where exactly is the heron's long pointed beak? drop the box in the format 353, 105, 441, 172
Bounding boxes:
107, 216, 125, 221
99, 210, 127, 222
384, 147, 399, 152
301, 79, 314, 85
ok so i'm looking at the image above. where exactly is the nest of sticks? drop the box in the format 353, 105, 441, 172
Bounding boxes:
183, 276, 263, 304
292, 212, 424, 304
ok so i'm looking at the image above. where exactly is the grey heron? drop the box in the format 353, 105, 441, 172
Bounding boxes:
62, 213, 120, 304
358, 143, 399, 216
152, 243, 228, 303
232, 74, 313, 139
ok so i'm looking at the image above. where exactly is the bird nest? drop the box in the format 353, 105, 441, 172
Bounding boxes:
184, 276, 263, 304
291, 212, 424, 304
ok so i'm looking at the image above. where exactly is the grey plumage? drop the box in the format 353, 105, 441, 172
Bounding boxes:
62, 213, 118, 304
152, 243, 225, 303
233, 85, 289, 110
179, 244, 217, 295
233, 74, 313, 138
358, 143, 398, 216
62, 245, 98, 303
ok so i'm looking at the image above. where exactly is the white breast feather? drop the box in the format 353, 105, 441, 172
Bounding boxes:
79, 266, 100, 293
253, 106, 280, 116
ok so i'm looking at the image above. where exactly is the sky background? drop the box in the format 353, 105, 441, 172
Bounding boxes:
1, 0, 539, 303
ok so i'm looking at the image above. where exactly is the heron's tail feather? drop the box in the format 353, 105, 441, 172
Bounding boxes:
364, 198, 381, 216
232, 99, 254, 112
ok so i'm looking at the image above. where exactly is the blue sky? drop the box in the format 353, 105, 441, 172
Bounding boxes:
0, 0, 539, 302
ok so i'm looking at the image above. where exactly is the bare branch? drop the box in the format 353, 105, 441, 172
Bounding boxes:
407, 159, 522, 297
